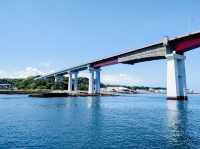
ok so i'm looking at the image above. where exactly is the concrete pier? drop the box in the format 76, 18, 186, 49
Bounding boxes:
54, 75, 64, 83
166, 52, 187, 100
68, 72, 73, 92
88, 68, 95, 94
95, 69, 101, 94
74, 72, 78, 92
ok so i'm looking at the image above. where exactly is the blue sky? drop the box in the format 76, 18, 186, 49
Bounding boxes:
0, 0, 200, 91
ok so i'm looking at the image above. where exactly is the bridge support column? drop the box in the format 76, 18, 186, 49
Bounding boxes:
54, 75, 64, 83
166, 52, 187, 100
88, 68, 95, 94
74, 72, 78, 92
68, 72, 73, 92
95, 69, 101, 94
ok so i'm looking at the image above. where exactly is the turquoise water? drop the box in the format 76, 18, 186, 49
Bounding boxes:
0, 94, 200, 149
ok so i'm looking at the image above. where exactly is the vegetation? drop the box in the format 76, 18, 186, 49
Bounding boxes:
1, 77, 165, 91
4, 76, 90, 91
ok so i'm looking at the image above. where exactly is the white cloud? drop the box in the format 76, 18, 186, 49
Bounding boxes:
0, 67, 55, 79
101, 73, 143, 86
79, 72, 144, 86
79, 72, 89, 78
0, 66, 143, 86
16, 67, 44, 78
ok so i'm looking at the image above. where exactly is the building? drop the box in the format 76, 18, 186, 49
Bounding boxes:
0, 79, 14, 90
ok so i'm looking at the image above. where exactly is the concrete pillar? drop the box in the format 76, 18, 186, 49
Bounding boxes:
166, 52, 187, 100
88, 68, 95, 94
74, 72, 78, 92
95, 69, 101, 94
68, 72, 73, 92
54, 75, 59, 83
54, 75, 64, 83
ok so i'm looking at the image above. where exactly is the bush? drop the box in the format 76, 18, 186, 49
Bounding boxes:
9, 76, 89, 91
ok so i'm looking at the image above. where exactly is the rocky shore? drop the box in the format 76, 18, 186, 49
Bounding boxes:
0, 90, 118, 97
29, 92, 117, 98
0, 89, 38, 95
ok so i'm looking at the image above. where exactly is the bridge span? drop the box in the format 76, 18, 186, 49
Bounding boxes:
38, 30, 200, 100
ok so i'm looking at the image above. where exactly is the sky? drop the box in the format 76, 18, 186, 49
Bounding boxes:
0, 0, 200, 91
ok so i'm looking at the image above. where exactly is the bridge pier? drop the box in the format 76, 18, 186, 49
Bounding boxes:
88, 68, 95, 94
95, 69, 101, 94
54, 75, 64, 83
68, 72, 73, 92
88, 68, 101, 94
74, 72, 78, 92
166, 52, 187, 100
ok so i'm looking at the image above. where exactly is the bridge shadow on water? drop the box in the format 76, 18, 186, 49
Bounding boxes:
166, 100, 192, 148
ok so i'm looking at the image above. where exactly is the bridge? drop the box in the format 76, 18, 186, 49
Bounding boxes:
37, 30, 200, 100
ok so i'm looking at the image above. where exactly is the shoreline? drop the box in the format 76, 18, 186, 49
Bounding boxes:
0, 90, 119, 97
0, 90, 38, 95
0, 90, 199, 98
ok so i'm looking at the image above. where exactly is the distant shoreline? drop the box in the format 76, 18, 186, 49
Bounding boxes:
0, 89, 37, 95
0, 89, 199, 97
0, 90, 118, 97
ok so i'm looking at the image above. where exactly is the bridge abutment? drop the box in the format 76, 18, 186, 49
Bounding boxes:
166, 52, 187, 100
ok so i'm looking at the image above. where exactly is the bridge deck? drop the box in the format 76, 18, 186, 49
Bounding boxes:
39, 31, 200, 79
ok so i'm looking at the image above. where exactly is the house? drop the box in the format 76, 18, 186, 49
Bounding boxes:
0, 79, 14, 89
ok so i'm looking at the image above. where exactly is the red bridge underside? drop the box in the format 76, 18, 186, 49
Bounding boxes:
92, 57, 118, 68
175, 35, 200, 53
91, 32, 200, 68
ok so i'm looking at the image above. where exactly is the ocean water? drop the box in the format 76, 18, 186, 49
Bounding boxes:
0, 94, 200, 149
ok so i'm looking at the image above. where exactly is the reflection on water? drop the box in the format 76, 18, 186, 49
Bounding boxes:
86, 97, 103, 145
1, 95, 200, 148
86, 96, 101, 109
167, 100, 190, 148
